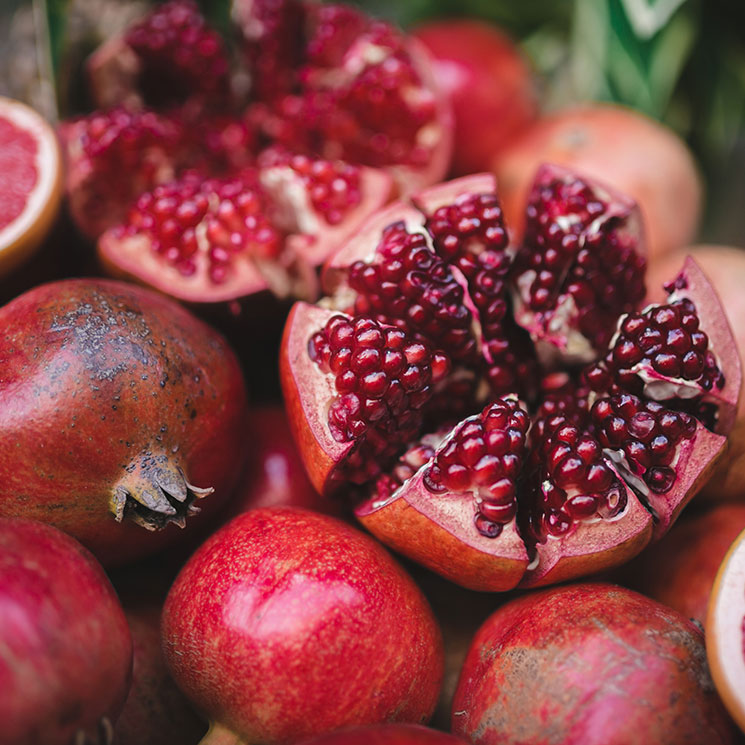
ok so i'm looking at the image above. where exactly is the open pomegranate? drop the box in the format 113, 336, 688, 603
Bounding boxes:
0, 518, 132, 745
61, 0, 451, 307
0, 279, 247, 566
162, 507, 443, 744
707, 527, 745, 733
281, 167, 741, 591
452, 583, 738, 744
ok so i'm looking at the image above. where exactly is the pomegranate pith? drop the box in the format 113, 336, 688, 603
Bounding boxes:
282, 170, 741, 591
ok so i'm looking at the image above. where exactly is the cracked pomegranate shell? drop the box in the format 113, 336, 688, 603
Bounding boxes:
0, 279, 247, 566
281, 167, 741, 591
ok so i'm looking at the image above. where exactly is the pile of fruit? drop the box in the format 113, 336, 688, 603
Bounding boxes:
2, 1, 745, 743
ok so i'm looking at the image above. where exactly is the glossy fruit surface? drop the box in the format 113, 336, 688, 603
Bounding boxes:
493, 104, 702, 263
0, 278, 246, 566
162, 507, 443, 744
453, 582, 737, 745
0, 518, 132, 745
413, 19, 536, 175
707, 527, 745, 733
0, 96, 62, 276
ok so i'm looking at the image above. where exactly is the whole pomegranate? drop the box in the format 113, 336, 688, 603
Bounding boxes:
647, 244, 745, 501
493, 104, 702, 262
281, 168, 740, 591
161, 507, 444, 744
452, 583, 737, 745
0, 518, 132, 745
413, 19, 536, 176
621, 503, 745, 626
0, 279, 247, 566
297, 723, 468, 744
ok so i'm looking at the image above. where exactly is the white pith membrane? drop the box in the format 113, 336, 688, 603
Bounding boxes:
286, 172, 737, 592
0, 98, 61, 252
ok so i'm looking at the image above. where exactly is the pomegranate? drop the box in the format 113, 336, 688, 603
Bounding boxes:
412, 19, 537, 176
296, 723, 468, 744
161, 507, 443, 744
237, 0, 453, 194
60, 107, 187, 239
452, 583, 737, 745
222, 405, 340, 519
707, 527, 745, 733
493, 104, 702, 263
0, 96, 62, 277
0, 279, 247, 566
281, 170, 741, 591
87, 0, 232, 111
621, 504, 745, 626
0, 518, 132, 745
647, 245, 745, 501
116, 597, 206, 744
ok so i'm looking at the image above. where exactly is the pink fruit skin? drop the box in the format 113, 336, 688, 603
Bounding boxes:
0, 278, 247, 566
161, 507, 444, 745
116, 602, 206, 745
647, 245, 745, 501
0, 518, 132, 745
296, 723, 468, 744
413, 20, 536, 176
493, 104, 702, 263
452, 583, 737, 745
621, 504, 745, 626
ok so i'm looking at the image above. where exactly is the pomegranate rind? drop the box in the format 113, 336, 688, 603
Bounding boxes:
280, 302, 357, 495
667, 257, 742, 436
265, 165, 395, 268
357, 468, 528, 593
521, 488, 653, 588
0, 96, 62, 276
707, 527, 745, 733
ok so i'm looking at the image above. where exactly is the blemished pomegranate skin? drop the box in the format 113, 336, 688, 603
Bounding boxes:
0, 518, 133, 745
161, 507, 444, 745
451, 583, 737, 745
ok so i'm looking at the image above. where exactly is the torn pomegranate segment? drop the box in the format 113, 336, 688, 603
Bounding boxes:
281, 167, 742, 591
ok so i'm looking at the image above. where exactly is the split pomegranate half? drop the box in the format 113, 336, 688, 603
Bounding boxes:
281, 166, 741, 591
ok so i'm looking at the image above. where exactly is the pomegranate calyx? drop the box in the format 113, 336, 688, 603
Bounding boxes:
110, 452, 212, 530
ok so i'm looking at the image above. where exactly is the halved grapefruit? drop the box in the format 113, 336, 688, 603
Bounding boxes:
707, 526, 745, 732
0, 96, 62, 276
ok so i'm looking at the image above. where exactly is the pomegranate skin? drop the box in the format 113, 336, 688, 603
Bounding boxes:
0, 518, 132, 745
494, 104, 702, 262
413, 20, 536, 176
296, 723, 468, 744
0, 278, 247, 566
162, 507, 444, 744
647, 245, 745, 501
452, 583, 737, 745
622, 504, 745, 626
116, 601, 206, 745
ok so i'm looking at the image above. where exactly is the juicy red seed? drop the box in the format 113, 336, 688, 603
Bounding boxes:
647, 466, 676, 493
565, 495, 598, 519
121, 173, 281, 284
479, 501, 516, 524
475, 514, 502, 538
